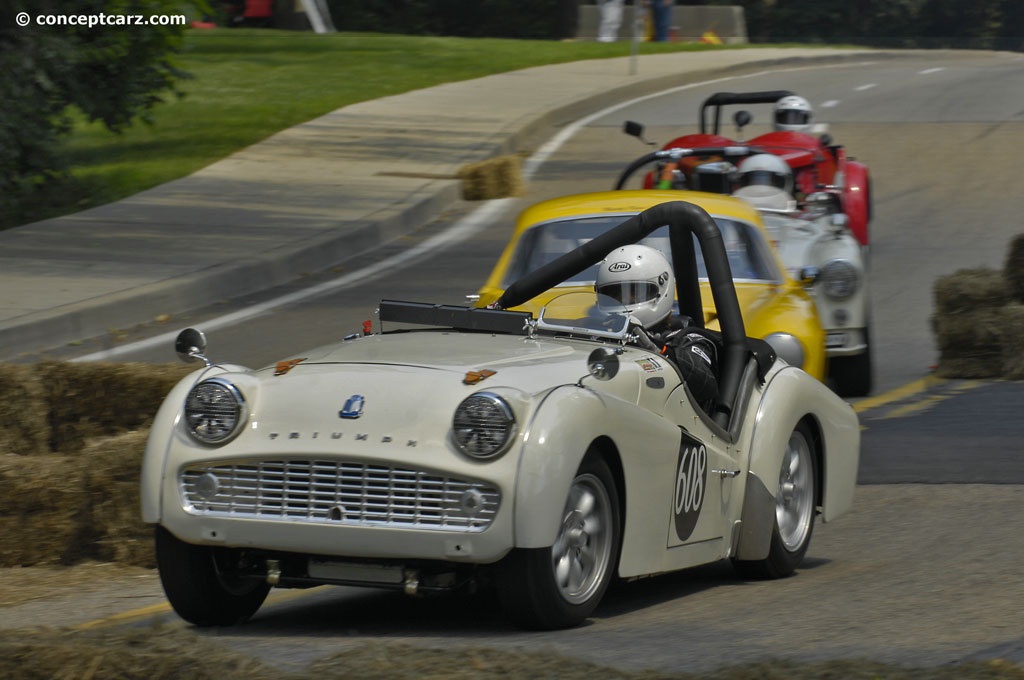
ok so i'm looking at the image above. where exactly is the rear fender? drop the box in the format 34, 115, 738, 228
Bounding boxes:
842, 161, 871, 246
734, 367, 859, 559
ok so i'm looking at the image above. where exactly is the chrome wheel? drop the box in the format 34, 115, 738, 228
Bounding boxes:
776, 428, 815, 552
551, 472, 614, 605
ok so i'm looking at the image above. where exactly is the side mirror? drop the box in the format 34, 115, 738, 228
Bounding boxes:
175, 328, 210, 365
623, 120, 656, 146
799, 266, 820, 286
586, 347, 620, 382
734, 110, 752, 129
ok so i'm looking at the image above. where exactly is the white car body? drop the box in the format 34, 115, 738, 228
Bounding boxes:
142, 202, 861, 630
759, 207, 872, 397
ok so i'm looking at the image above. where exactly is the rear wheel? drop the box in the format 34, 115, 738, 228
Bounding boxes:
497, 454, 621, 629
155, 526, 270, 626
733, 422, 817, 580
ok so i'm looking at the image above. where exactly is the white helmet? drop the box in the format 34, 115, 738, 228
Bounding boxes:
595, 245, 674, 328
773, 95, 813, 132
737, 154, 793, 193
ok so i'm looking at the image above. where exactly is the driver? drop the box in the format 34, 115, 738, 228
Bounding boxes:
595, 244, 719, 411
732, 153, 797, 211
773, 95, 814, 133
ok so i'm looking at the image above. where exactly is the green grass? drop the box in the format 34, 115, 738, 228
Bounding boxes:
16, 29, 738, 227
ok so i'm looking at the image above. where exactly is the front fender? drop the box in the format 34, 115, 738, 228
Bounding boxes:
140, 364, 251, 523
735, 367, 860, 559
513, 384, 679, 548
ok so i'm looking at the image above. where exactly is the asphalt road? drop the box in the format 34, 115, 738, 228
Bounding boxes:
6, 52, 1024, 673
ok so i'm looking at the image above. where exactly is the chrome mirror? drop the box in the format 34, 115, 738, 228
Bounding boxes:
175, 328, 210, 366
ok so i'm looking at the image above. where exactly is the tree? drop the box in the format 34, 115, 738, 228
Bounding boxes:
1, 0, 197, 225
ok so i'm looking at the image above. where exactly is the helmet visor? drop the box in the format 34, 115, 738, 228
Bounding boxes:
743, 169, 789, 189
597, 281, 660, 306
775, 109, 810, 127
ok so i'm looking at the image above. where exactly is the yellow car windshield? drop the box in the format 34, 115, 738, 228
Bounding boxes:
502, 215, 781, 287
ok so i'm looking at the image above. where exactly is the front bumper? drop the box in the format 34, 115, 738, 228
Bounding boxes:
824, 327, 868, 357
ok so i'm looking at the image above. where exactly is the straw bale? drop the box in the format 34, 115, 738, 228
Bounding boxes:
932, 267, 1009, 316
74, 430, 154, 568
931, 308, 1003, 355
0, 624, 278, 680
38, 361, 190, 455
1005, 233, 1024, 303
932, 308, 1005, 379
0, 364, 48, 456
0, 454, 86, 567
458, 155, 524, 201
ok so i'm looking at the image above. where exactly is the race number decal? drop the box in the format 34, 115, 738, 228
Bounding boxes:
673, 432, 708, 541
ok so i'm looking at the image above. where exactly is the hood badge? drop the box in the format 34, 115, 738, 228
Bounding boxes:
463, 369, 496, 385
274, 358, 306, 376
339, 394, 365, 419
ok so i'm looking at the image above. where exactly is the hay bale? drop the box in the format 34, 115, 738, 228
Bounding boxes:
0, 624, 279, 680
0, 454, 86, 566
1000, 304, 1024, 380
932, 308, 1004, 379
458, 155, 524, 201
75, 430, 154, 568
38, 361, 191, 454
0, 364, 48, 456
933, 267, 1009, 316
1005, 234, 1024, 303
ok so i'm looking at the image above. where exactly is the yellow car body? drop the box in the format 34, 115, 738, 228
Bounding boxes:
476, 190, 826, 381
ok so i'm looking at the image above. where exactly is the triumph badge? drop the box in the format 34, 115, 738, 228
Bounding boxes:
339, 395, 365, 419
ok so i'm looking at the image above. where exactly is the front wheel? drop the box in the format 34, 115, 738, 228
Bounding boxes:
732, 422, 817, 580
155, 526, 270, 626
497, 454, 621, 630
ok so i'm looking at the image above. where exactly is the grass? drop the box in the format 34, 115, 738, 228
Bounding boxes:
14, 28, 736, 228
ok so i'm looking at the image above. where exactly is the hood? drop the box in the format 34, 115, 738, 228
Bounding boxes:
223, 332, 593, 452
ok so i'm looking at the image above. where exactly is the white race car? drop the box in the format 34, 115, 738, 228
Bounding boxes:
142, 201, 861, 631
759, 199, 872, 397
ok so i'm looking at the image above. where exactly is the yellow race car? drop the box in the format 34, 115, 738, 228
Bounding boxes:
476, 190, 826, 381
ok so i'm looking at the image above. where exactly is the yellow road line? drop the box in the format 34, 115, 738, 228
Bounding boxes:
73, 602, 172, 631
882, 394, 951, 419
852, 375, 943, 414
72, 585, 331, 631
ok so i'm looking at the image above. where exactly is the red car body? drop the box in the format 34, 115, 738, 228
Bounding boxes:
643, 91, 872, 246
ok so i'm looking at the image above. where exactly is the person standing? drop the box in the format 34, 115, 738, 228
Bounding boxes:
646, 0, 672, 42
597, 0, 624, 42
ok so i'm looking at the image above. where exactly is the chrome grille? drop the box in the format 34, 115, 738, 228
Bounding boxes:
180, 459, 500, 531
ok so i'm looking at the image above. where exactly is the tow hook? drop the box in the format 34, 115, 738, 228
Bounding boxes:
266, 559, 281, 586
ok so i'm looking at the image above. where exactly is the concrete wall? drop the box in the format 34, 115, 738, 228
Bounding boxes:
577, 4, 748, 44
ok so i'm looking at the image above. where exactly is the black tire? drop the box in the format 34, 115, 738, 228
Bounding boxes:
497, 453, 621, 630
155, 526, 270, 626
829, 331, 873, 398
732, 421, 817, 580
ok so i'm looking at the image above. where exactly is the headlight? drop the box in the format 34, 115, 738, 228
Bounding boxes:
820, 259, 860, 300
452, 392, 516, 459
183, 378, 247, 445
764, 333, 805, 370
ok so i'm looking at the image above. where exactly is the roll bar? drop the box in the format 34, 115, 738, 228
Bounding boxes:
494, 201, 749, 426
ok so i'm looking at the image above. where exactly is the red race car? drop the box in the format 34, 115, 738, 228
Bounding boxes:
623, 90, 871, 246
